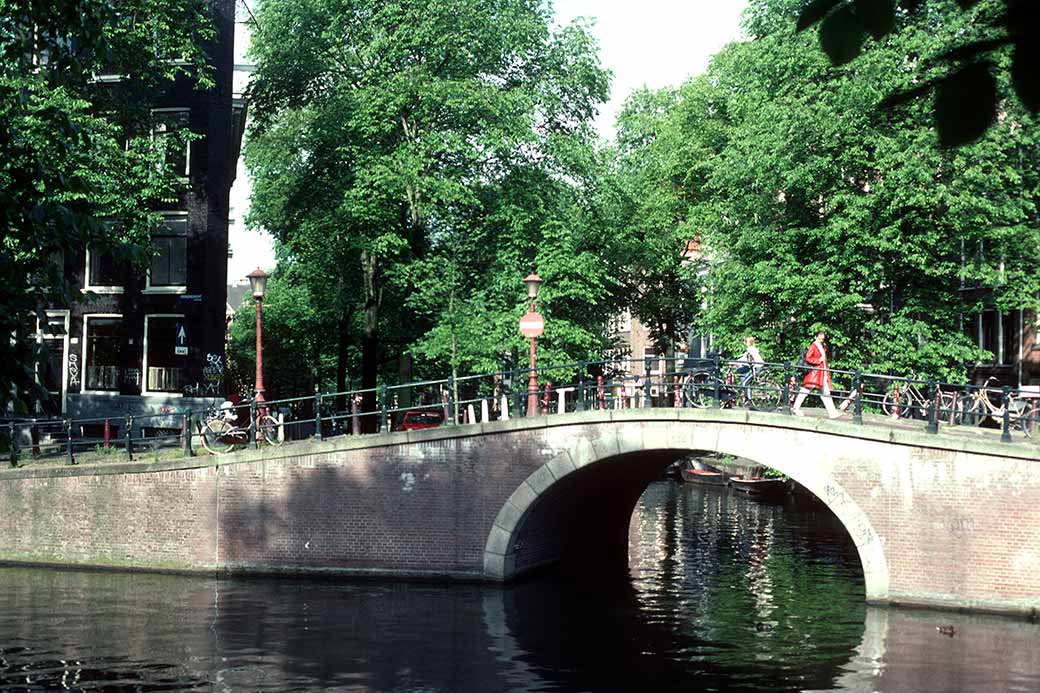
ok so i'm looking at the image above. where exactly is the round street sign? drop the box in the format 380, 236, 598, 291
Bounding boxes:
519, 311, 544, 338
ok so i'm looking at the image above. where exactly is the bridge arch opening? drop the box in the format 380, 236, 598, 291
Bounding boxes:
483, 421, 886, 600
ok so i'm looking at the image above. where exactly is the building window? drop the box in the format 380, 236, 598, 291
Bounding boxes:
36, 311, 69, 415
975, 310, 1016, 365
85, 247, 124, 292
152, 108, 190, 179
147, 216, 188, 290
144, 315, 184, 394
84, 316, 123, 392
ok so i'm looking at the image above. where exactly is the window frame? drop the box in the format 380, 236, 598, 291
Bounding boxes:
142, 313, 186, 397
36, 310, 70, 414
84, 245, 125, 294
81, 313, 125, 396
144, 212, 189, 294
150, 107, 191, 182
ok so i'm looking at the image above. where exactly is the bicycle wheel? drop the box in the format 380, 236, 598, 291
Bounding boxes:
681, 373, 713, 408
748, 381, 783, 411
200, 418, 237, 454
258, 414, 283, 446
881, 391, 912, 418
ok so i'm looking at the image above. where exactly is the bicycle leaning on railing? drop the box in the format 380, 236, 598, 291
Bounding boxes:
679, 361, 785, 411
957, 377, 1037, 436
197, 400, 284, 454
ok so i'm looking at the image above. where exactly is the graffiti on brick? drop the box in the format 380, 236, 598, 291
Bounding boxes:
947, 517, 976, 536
204, 353, 223, 380
182, 381, 221, 397
68, 353, 80, 387
823, 483, 876, 558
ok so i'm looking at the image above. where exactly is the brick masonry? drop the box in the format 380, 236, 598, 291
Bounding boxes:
1, 409, 1038, 616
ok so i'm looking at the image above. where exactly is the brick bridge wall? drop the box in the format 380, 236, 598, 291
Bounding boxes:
0, 409, 1037, 616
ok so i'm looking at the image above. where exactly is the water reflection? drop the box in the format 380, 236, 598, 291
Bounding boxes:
1, 482, 1038, 691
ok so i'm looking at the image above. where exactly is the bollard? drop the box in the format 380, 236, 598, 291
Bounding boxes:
250, 400, 258, 448
481, 398, 489, 423
712, 353, 721, 408
447, 378, 457, 425
853, 371, 864, 425
1001, 386, 1012, 443
8, 422, 18, 467
466, 403, 476, 424
890, 383, 900, 419
103, 418, 111, 449
541, 380, 552, 414
314, 390, 323, 441
644, 356, 653, 407
351, 395, 360, 436
673, 374, 680, 408
926, 379, 938, 434
184, 413, 193, 456
577, 362, 587, 412
597, 375, 605, 410
124, 414, 133, 461
378, 385, 388, 433
782, 363, 792, 415
65, 418, 75, 465
500, 394, 510, 420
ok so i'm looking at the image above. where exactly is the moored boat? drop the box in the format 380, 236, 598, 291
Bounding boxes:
680, 467, 727, 485
729, 476, 787, 499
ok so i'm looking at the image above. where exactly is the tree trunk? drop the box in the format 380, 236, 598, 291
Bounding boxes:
361, 249, 381, 433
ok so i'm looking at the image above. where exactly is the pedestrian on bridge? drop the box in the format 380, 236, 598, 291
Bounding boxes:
792, 330, 841, 418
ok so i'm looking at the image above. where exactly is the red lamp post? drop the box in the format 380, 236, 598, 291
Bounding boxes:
518, 273, 544, 416
247, 268, 269, 408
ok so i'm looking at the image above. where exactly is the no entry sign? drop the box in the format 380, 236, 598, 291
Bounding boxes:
519, 311, 544, 338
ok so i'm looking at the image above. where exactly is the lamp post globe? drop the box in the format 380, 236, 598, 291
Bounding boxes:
247, 268, 269, 405
519, 273, 544, 416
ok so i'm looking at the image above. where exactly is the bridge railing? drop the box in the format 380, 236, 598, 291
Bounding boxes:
5, 358, 1038, 466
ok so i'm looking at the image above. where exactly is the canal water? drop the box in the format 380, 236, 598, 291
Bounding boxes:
2, 480, 1039, 692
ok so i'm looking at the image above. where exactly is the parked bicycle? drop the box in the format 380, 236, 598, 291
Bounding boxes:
882, 378, 958, 420
957, 377, 1036, 436
198, 400, 283, 454
680, 363, 784, 411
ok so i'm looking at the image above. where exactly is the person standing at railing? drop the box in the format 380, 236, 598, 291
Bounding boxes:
733, 336, 764, 402
792, 330, 841, 418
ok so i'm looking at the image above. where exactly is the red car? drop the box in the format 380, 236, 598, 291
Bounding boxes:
396, 409, 445, 431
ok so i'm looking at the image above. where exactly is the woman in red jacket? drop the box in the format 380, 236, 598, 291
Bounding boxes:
792, 330, 841, 418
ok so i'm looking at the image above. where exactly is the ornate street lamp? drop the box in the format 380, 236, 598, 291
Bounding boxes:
247, 268, 269, 406
518, 273, 544, 416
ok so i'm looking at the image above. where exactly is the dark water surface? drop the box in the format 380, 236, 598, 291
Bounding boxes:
2, 481, 1038, 692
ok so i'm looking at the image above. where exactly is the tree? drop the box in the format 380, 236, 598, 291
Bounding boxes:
619, 0, 1040, 381
795, 0, 1039, 145
245, 0, 612, 424
1, 0, 215, 413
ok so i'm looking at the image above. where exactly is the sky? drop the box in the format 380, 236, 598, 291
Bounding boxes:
553, 0, 747, 138
226, 1, 749, 281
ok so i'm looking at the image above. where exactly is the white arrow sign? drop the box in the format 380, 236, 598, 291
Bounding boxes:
176, 325, 187, 345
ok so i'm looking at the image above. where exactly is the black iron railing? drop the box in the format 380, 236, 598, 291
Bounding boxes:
3, 357, 1037, 466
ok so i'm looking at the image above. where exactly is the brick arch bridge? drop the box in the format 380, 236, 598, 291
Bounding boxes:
1, 409, 1038, 616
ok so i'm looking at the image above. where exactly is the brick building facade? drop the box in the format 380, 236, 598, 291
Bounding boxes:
35, 0, 244, 433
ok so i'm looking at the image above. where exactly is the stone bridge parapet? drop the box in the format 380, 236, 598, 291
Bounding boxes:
1, 409, 1038, 617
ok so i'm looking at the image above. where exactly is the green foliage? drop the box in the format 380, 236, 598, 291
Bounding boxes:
613, 0, 1040, 382
0, 0, 214, 413
245, 0, 616, 394
796, 0, 1039, 146
226, 260, 349, 398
